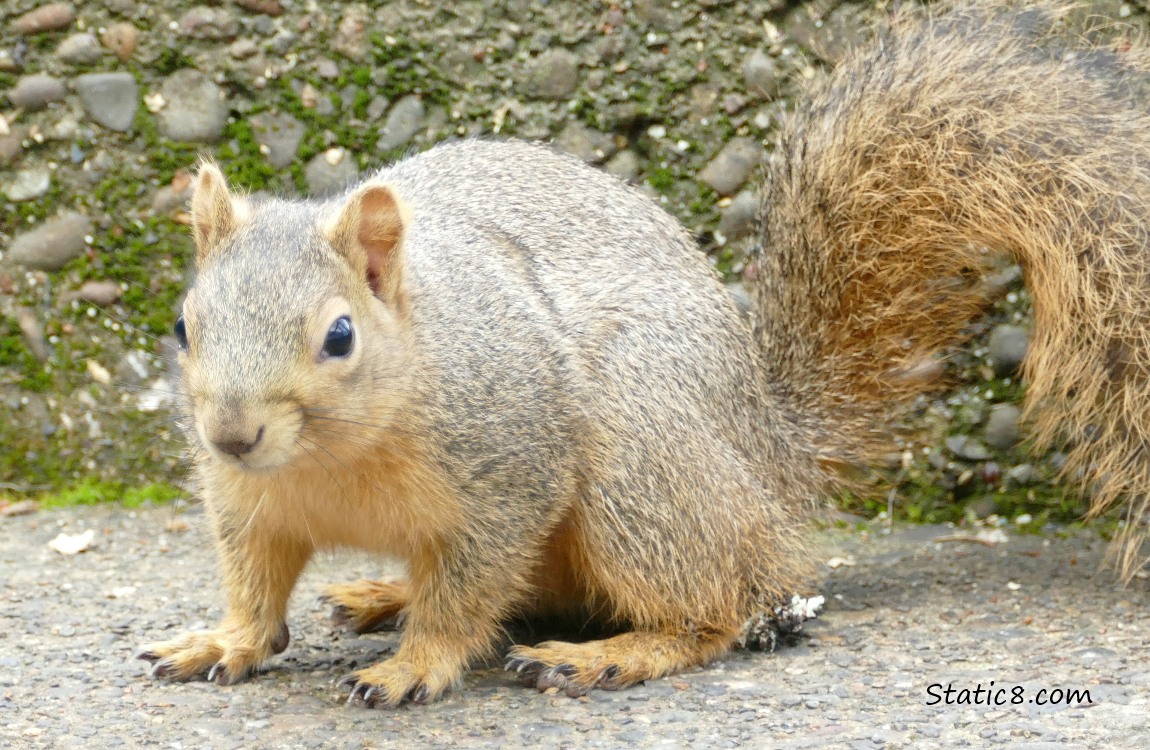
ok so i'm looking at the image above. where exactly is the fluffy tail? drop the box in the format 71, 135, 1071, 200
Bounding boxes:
752, 1, 1150, 576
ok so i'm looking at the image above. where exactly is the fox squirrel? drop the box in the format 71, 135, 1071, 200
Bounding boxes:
138, 1, 1150, 706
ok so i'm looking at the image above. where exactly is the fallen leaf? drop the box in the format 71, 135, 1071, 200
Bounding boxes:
48, 529, 94, 555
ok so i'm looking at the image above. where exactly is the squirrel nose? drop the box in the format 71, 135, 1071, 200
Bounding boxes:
212, 426, 265, 457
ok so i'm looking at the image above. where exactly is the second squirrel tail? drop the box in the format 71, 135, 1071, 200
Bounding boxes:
751, 1, 1150, 575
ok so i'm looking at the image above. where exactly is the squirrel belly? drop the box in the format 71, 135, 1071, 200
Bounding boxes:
138, 0, 1150, 706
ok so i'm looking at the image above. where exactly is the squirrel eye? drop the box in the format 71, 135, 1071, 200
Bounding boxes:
174, 315, 188, 351
322, 315, 354, 359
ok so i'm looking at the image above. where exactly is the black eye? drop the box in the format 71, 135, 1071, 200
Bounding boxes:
174, 315, 188, 351
323, 315, 354, 358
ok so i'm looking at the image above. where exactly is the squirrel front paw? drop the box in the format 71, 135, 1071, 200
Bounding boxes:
137, 621, 289, 686
339, 657, 459, 707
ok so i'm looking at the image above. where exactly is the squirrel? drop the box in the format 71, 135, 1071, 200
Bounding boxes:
137, 1, 1150, 706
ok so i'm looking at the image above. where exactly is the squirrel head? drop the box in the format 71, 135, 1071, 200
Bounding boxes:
176, 161, 415, 474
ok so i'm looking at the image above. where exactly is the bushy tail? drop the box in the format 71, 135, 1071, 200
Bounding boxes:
752, 0, 1150, 576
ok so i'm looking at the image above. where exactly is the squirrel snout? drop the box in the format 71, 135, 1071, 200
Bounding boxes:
210, 425, 265, 458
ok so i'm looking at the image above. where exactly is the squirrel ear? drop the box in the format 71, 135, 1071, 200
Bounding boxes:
325, 184, 408, 301
190, 161, 249, 266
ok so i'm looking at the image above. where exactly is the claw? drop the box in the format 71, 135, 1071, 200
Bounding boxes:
271, 621, 291, 655
341, 676, 380, 707
408, 683, 430, 704
536, 664, 575, 690
150, 658, 177, 679
542, 664, 576, 679
598, 664, 621, 690
337, 673, 359, 692
505, 655, 544, 676
330, 605, 352, 627
208, 662, 237, 686
135, 649, 160, 664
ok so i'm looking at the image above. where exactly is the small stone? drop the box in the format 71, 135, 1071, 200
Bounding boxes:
945, 435, 992, 462
151, 176, 193, 215
66, 280, 122, 307
334, 4, 370, 60
1007, 463, 1037, 485
12, 3, 75, 35
103, 0, 135, 14
300, 82, 320, 109
236, 0, 283, 15
722, 93, 748, 115
555, 121, 617, 164
267, 30, 296, 55
75, 72, 138, 132
314, 58, 339, 79
985, 404, 1022, 450
698, 138, 764, 195
605, 149, 641, 181
2, 169, 51, 202
250, 112, 305, 168
15, 307, 50, 362
783, 3, 867, 64
101, 22, 138, 61
376, 95, 426, 152
178, 6, 239, 40
55, 33, 103, 65
366, 95, 389, 121
743, 49, 781, 99
988, 324, 1029, 377
6, 212, 91, 271
718, 190, 759, 240
527, 49, 581, 100
229, 38, 259, 60
0, 131, 22, 166
8, 74, 66, 111
634, 0, 674, 29
158, 69, 228, 143
305, 149, 358, 196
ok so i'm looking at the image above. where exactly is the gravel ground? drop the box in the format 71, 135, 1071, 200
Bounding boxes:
1, 504, 1147, 749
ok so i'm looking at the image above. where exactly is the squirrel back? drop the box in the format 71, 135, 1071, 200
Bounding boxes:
753, 0, 1150, 576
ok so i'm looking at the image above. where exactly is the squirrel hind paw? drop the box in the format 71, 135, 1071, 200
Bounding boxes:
505, 647, 623, 697
320, 578, 409, 634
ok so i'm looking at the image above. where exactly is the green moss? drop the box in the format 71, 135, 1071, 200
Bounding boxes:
153, 48, 196, 76
0, 320, 51, 391
647, 167, 675, 192
344, 66, 373, 88
38, 479, 120, 508
369, 34, 452, 107
122, 482, 184, 508
218, 119, 278, 191
351, 89, 373, 120
38, 479, 182, 509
